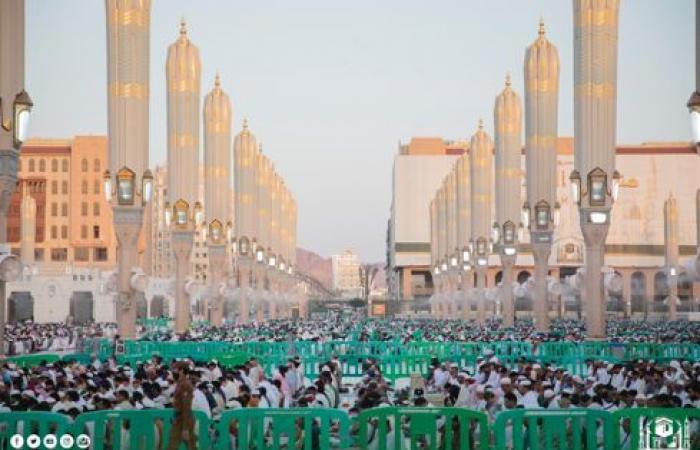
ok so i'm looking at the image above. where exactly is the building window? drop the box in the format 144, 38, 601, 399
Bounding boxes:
93, 202, 100, 216
81, 202, 88, 216
93, 225, 100, 239
61, 202, 68, 217
94, 158, 100, 172
51, 159, 58, 172
34, 248, 44, 262
51, 248, 68, 261
94, 247, 108, 261
51, 181, 58, 195
94, 180, 100, 195
61, 226, 68, 239
81, 225, 87, 239
39, 159, 46, 172
51, 226, 57, 239
51, 203, 58, 217
62, 181, 68, 195
81, 158, 88, 172
75, 248, 89, 262
81, 181, 88, 194
28, 159, 35, 172
62, 159, 68, 172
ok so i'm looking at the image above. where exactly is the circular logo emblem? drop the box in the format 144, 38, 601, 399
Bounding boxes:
9, 434, 23, 449
44, 434, 58, 449
26, 434, 41, 449
76, 434, 91, 449
60, 434, 75, 449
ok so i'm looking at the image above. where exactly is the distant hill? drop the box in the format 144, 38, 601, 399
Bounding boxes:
295, 248, 333, 291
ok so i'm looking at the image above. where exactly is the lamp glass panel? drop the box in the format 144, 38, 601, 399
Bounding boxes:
15, 109, 29, 143
536, 209, 549, 228
142, 179, 153, 202
117, 178, 134, 204
691, 110, 700, 144
176, 210, 187, 225
571, 180, 580, 203
504, 225, 515, 243
590, 179, 605, 203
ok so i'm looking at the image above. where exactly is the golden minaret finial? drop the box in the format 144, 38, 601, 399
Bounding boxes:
538, 17, 545, 37
214, 71, 221, 88
243, 117, 248, 130
259, 142, 263, 153
478, 118, 484, 130
180, 17, 187, 36
505, 71, 511, 87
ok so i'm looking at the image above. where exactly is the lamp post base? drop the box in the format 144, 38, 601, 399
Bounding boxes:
113, 206, 144, 339
171, 229, 194, 334
581, 217, 610, 339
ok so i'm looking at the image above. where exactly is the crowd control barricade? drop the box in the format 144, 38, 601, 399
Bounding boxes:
355, 406, 489, 450
493, 408, 614, 450
0, 412, 72, 449
215, 407, 350, 450
70, 409, 211, 450
610, 407, 700, 450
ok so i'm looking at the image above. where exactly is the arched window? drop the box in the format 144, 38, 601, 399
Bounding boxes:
62, 181, 68, 195
81, 158, 88, 172
630, 272, 646, 314
81, 181, 88, 194
28, 159, 35, 172
654, 271, 668, 313
94, 180, 100, 195
94, 158, 101, 172
61, 203, 68, 217
62, 159, 68, 172
51, 159, 58, 172
93, 202, 100, 216
51, 181, 58, 195
39, 159, 46, 172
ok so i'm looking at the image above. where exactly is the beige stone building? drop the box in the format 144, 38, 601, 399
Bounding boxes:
8, 136, 116, 268
332, 249, 363, 299
388, 137, 700, 317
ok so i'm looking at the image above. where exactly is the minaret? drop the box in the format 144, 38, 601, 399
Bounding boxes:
166, 18, 200, 206
437, 180, 448, 317
664, 193, 679, 320
470, 119, 494, 325
524, 19, 559, 332
455, 152, 472, 320
255, 152, 271, 256
19, 186, 35, 266
233, 119, 258, 323
572, 0, 621, 338
106, 0, 151, 339
494, 73, 523, 328
203, 73, 232, 223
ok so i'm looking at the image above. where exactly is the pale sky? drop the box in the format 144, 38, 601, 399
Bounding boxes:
26, 0, 694, 262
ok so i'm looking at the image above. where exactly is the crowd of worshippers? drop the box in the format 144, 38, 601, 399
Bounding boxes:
143, 317, 700, 344
3, 322, 118, 356
1, 350, 700, 449
2, 351, 700, 418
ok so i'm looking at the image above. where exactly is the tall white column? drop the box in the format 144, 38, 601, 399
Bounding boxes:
573, 0, 620, 338
172, 229, 193, 333
494, 74, 523, 328
106, 0, 151, 338
469, 120, 494, 325
524, 20, 560, 332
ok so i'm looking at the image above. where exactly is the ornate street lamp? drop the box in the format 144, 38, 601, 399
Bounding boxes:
1, 90, 33, 149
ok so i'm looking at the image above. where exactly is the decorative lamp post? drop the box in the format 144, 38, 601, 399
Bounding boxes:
207, 219, 229, 326
0, 0, 31, 355
163, 199, 202, 333
494, 73, 523, 328
523, 19, 560, 332
572, 0, 621, 338
104, 167, 153, 338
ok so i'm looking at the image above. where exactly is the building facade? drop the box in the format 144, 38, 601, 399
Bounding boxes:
388, 137, 700, 316
332, 249, 363, 299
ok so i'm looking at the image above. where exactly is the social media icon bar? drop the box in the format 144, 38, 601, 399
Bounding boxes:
44, 434, 58, 449
60, 434, 75, 449
9, 434, 23, 449
76, 434, 91, 449
26, 434, 41, 449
